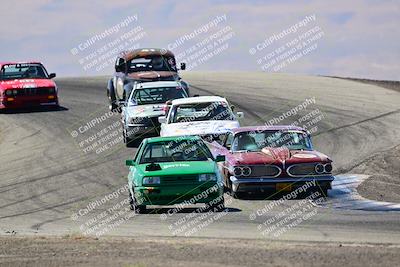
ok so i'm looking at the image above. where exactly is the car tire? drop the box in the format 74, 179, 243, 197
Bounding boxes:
107, 90, 118, 111
317, 187, 328, 197
123, 127, 136, 148
129, 190, 146, 214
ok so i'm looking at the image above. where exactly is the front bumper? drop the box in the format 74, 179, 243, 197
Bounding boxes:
230, 175, 334, 193
135, 183, 224, 206
0, 96, 58, 109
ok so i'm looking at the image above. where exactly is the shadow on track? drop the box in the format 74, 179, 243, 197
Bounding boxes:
0, 105, 68, 114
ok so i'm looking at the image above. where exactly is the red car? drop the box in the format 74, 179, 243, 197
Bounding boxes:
210, 126, 334, 197
0, 62, 58, 110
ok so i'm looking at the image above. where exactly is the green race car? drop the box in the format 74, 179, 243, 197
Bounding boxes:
126, 135, 225, 213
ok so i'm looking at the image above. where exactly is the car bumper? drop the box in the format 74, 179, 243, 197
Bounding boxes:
135, 183, 224, 206
125, 124, 160, 137
0, 96, 58, 109
230, 175, 334, 193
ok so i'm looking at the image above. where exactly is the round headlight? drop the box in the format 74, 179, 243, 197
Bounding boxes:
242, 166, 252, 176
48, 88, 55, 94
12, 90, 18, 95
233, 167, 242, 176
315, 163, 324, 174
5, 90, 12, 96
324, 163, 332, 173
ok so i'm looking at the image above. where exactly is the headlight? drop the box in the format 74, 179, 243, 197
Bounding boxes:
324, 163, 332, 173
233, 166, 252, 177
12, 90, 18, 95
48, 88, 55, 94
142, 176, 161, 185
315, 163, 324, 174
199, 174, 217, 182
5, 90, 12, 96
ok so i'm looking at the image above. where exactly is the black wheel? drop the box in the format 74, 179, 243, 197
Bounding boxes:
107, 90, 118, 111
228, 180, 240, 199
123, 128, 137, 148
129, 190, 146, 214
317, 187, 328, 197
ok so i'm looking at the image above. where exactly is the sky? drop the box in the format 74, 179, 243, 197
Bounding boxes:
1, 0, 399, 80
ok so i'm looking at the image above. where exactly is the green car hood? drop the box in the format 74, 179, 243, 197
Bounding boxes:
136, 160, 216, 176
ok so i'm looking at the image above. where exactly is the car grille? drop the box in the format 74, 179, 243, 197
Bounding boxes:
250, 165, 281, 177
161, 175, 198, 185
234, 165, 281, 178
16, 87, 53, 96
287, 163, 318, 176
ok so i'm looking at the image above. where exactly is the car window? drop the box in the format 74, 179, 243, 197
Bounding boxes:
170, 101, 235, 123
127, 56, 176, 73
0, 64, 48, 80
232, 130, 312, 152
140, 140, 213, 164
129, 87, 187, 106
225, 133, 234, 149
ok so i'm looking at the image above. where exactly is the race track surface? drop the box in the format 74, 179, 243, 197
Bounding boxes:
0, 72, 400, 245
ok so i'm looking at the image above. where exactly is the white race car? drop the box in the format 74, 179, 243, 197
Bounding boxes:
158, 96, 243, 142
121, 81, 188, 146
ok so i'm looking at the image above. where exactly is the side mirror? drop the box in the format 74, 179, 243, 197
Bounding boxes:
115, 64, 126, 72
158, 116, 167, 124
180, 63, 186, 70
236, 112, 244, 119
215, 155, 225, 162
49, 73, 56, 79
126, 160, 136, 166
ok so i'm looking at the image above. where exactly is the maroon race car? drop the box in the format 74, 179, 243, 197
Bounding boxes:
209, 125, 334, 197
0, 62, 58, 110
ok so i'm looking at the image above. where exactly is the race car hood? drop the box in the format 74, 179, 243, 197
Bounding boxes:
125, 104, 165, 118
231, 147, 330, 165
162, 120, 240, 136
0, 78, 56, 90
127, 71, 178, 81
136, 160, 215, 177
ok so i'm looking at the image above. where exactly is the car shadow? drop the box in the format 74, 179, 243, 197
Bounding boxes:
234, 189, 328, 200
0, 105, 68, 114
143, 206, 241, 214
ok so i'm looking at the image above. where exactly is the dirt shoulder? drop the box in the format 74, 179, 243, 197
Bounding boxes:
335, 77, 400, 203
352, 144, 400, 203
1, 235, 400, 267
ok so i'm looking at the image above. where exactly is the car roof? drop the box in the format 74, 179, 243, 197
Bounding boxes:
232, 125, 307, 134
0, 61, 42, 67
135, 81, 181, 89
119, 48, 175, 61
171, 96, 227, 105
145, 135, 202, 143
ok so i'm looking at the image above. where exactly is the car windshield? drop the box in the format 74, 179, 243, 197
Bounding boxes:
170, 101, 235, 123
140, 139, 214, 164
129, 87, 187, 105
127, 56, 176, 72
232, 130, 312, 152
0, 64, 48, 80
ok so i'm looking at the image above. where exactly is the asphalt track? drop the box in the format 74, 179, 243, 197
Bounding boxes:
0, 72, 400, 245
